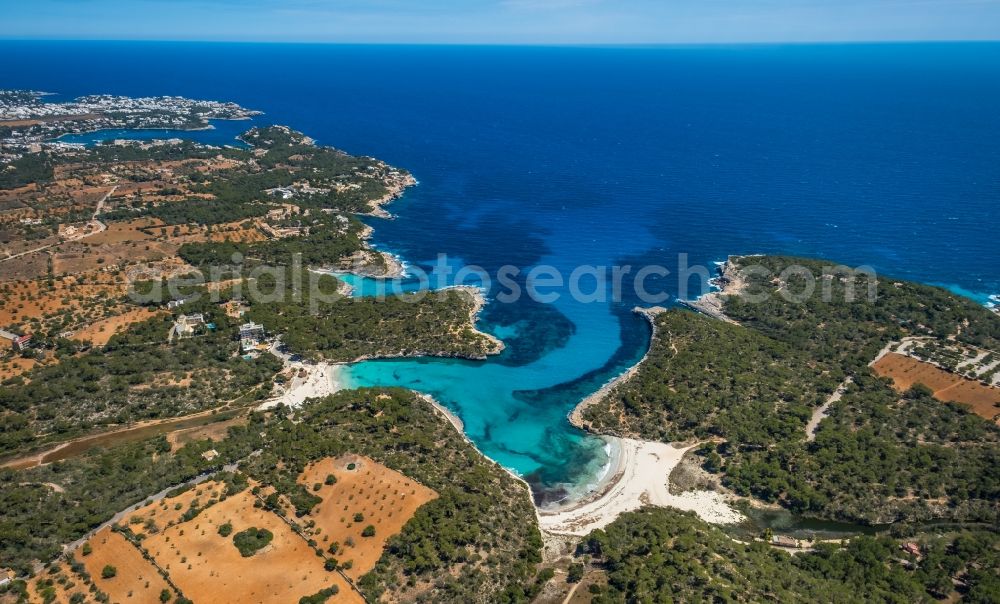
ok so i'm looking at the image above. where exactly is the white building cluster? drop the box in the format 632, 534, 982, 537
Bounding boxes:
0, 89, 262, 146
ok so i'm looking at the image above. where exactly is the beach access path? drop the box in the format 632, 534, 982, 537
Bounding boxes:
805, 376, 853, 442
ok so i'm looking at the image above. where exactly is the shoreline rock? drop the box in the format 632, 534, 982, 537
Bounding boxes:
568, 305, 666, 430
676, 256, 746, 324
337, 286, 503, 363
361, 172, 417, 219
342, 174, 417, 278
416, 392, 540, 536
339, 248, 408, 279
460, 285, 506, 356
419, 393, 464, 432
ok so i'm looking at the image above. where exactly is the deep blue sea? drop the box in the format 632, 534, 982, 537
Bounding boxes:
5, 41, 999, 502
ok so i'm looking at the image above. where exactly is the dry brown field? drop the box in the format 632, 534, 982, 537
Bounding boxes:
0, 206, 34, 225
23, 561, 97, 603
114, 182, 165, 198
77, 527, 172, 604
204, 221, 268, 243
123, 480, 228, 534
69, 307, 161, 346
0, 273, 124, 322
81, 218, 163, 246
296, 455, 438, 580
0, 356, 39, 381
140, 488, 360, 603
0, 119, 43, 127
51, 239, 177, 276
129, 370, 198, 392
166, 416, 246, 451
69, 185, 115, 206
0, 269, 157, 346
0, 183, 39, 210
0, 253, 51, 281
873, 352, 1000, 424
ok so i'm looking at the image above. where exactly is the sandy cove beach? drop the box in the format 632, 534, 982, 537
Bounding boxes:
258, 346, 343, 410
538, 437, 743, 536
555, 302, 744, 535
254, 299, 740, 536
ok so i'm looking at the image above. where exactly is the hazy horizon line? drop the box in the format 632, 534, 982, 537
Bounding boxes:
2, 37, 999, 48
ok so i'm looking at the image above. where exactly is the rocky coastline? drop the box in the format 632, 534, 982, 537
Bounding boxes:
363, 172, 417, 219
568, 305, 666, 430
344, 286, 504, 362
676, 256, 746, 324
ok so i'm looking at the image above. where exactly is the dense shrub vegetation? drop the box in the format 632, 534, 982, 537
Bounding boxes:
581, 310, 832, 444
724, 256, 1000, 366
0, 152, 55, 189
240, 388, 545, 602
232, 527, 273, 557
0, 430, 263, 574
1, 389, 544, 601
0, 306, 281, 455
243, 270, 500, 362
581, 507, 1000, 603
584, 256, 1000, 523
723, 374, 999, 523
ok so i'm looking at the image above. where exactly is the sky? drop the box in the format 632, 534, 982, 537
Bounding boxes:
2, 0, 1000, 44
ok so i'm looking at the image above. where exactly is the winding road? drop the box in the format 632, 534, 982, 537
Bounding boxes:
0, 184, 115, 263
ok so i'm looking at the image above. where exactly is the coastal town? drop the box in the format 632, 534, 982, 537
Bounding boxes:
0, 89, 261, 148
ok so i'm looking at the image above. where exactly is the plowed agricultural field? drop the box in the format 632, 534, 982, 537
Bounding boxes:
296, 455, 438, 580
140, 489, 359, 604
77, 527, 172, 604
873, 352, 1000, 423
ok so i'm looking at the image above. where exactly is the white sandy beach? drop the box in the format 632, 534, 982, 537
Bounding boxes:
537, 437, 744, 536
257, 355, 343, 410
254, 312, 742, 538
554, 303, 745, 535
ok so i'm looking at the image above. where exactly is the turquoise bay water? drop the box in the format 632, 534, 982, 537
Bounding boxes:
7, 42, 999, 502
339, 274, 645, 497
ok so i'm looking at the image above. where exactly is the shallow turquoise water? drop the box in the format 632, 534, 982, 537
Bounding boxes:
339, 219, 668, 500
339, 262, 654, 499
